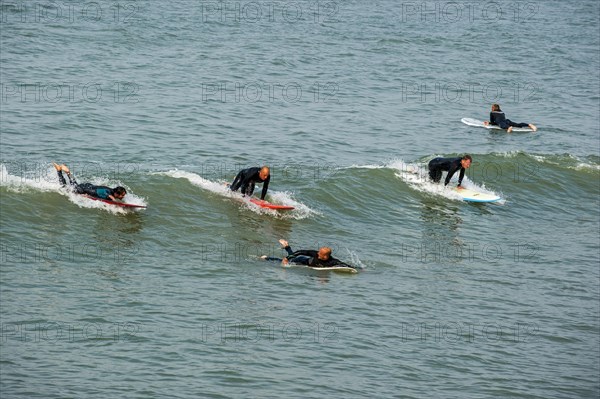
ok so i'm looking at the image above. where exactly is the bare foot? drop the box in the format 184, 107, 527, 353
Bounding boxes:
529, 124, 537, 132
507, 127, 513, 133
278, 239, 288, 248
260, 255, 267, 260
52, 162, 61, 171
61, 164, 70, 174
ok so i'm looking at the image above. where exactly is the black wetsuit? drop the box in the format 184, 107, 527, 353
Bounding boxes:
230, 167, 270, 200
489, 111, 529, 129
266, 245, 354, 269
57, 170, 115, 199
428, 157, 466, 186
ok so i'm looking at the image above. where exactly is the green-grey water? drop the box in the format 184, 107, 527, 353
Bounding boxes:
1, 1, 599, 398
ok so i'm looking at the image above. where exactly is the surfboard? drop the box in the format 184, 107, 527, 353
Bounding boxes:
307, 265, 358, 273
283, 263, 358, 273
453, 187, 502, 203
82, 194, 147, 208
461, 117, 534, 132
249, 198, 295, 210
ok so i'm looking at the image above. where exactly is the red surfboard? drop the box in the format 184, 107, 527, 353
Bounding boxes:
249, 198, 294, 210
82, 194, 147, 208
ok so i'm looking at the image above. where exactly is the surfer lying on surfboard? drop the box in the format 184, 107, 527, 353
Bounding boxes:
484, 104, 537, 133
428, 155, 472, 187
261, 239, 356, 269
229, 166, 270, 200
53, 163, 127, 201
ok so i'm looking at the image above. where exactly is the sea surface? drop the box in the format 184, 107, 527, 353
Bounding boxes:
1, 1, 599, 398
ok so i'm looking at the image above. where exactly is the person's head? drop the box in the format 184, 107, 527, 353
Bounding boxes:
317, 247, 332, 260
461, 154, 472, 169
113, 186, 127, 200
491, 103, 501, 112
259, 166, 270, 180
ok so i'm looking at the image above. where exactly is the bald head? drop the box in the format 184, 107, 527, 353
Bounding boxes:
259, 166, 270, 180
318, 247, 332, 260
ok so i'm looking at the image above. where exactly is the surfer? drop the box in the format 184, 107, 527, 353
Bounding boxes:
261, 239, 355, 269
428, 155, 472, 187
483, 104, 537, 133
53, 163, 127, 201
229, 166, 270, 200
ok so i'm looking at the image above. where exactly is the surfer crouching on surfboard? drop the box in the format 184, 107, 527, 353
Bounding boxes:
229, 166, 270, 200
261, 239, 355, 269
53, 163, 127, 201
428, 155, 472, 188
483, 104, 537, 133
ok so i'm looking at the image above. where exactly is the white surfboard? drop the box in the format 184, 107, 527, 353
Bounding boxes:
461, 117, 533, 132
453, 187, 502, 203
307, 266, 358, 273
286, 265, 358, 273
306, 265, 358, 273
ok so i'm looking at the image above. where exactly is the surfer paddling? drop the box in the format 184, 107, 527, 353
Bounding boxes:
53, 163, 127, 201
261, 239, 355, 269
428, 155, 472, 188
229, 166, 270, 200
483, 104, 537, 133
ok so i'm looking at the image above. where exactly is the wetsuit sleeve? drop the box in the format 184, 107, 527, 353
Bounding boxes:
260, 175, 270, 200
95, 188, 113, 199
490, 112, 495, 125
458, 168, 465, 186
444, 164, 458, 186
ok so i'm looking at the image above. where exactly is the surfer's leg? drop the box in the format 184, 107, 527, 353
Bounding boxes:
261, 256, 283, 261
507, 120, 529, 128
428, 164, 442, 183
56, 170, 68, 186
244, 182, 255, 197
230, 171, 243, 192
498, 120, 510, 129
75, 182, 96, 196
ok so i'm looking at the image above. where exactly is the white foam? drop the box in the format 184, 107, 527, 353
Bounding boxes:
344, 248, 366, 270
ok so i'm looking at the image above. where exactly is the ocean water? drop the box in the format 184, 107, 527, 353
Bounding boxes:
1, 1, 599, 398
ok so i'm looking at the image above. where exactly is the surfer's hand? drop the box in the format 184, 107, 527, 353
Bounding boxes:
279, 239, 289, 248
483, 121, 489, 126
457, 185, 463, 189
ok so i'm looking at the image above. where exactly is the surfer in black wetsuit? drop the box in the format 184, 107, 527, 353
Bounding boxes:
229, 166, 270, 200
484, 103, 537, 133
261, 239, 355, 269
53, 163, 126, 201
428, 155, 472, 187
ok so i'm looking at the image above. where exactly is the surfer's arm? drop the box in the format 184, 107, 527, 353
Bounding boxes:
457, 168, 465, 186
444, 168, 456, 186
260, 175, 270, 200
